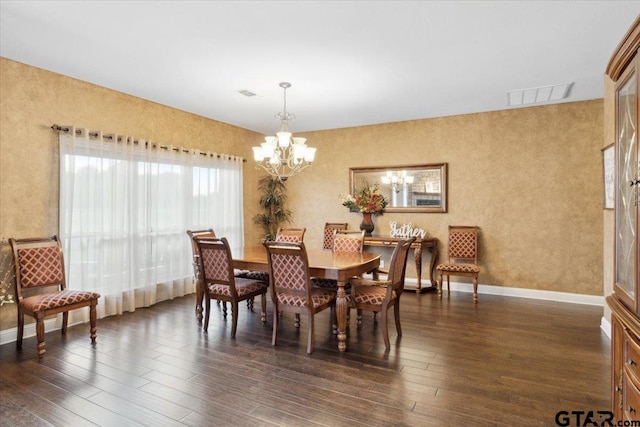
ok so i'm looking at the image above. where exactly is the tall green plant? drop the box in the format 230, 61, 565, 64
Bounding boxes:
253, 176, 293, 241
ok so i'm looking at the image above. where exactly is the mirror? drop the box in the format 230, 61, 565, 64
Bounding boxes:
349, 163, 447, 213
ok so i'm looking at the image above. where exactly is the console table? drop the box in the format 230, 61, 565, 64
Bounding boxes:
363, 236, 439, 292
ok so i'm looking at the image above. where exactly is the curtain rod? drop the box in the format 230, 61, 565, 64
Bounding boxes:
51, 124, 246, 162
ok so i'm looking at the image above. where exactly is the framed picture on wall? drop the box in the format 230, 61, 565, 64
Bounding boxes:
602, 143, 614, 210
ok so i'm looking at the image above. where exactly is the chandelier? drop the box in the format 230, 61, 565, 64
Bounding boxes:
252, 82, 316, 180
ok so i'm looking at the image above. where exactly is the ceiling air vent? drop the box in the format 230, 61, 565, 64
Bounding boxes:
507, 82, 573, 106
237, 89, 256, 97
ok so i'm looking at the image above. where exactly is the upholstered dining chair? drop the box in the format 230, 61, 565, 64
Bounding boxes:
311, 229, 365, 290
240, 227, 308, 285
436, 225, 481, 303
263, 241, 336, 354
322, 222, 348, 250
349, 237, 414, 350
195, 237, 268, 337
186, 228, 216, 322
275, 227, 306, 243
9, 236, 100, 359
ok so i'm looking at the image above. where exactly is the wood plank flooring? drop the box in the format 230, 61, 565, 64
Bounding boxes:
0, 291, 611, 426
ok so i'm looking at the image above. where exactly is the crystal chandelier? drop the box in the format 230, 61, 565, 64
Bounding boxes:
252, 82, 316, 180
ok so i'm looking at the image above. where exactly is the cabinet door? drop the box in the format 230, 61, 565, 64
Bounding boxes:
615, 55, 639, 311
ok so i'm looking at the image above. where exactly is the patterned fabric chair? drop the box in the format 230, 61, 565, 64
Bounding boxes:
349, 237, 415, 350
263, 241, 336, 354
275, 227, 306, 243
436, 226, 481, 303
186, 228, 216, 322
311, 230, 365, 290
241, 227, 307, 283
322, 222, 348, 250
195, 237, 268, 337
9, 236, 100, 359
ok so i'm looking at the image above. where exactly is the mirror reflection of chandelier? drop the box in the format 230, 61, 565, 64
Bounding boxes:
381, 170, 414, 186
381, 170, 414, 207
252, 82, 317, 181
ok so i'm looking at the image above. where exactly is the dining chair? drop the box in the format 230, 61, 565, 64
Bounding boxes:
9, 235, 101, 359
275, 227, 306, 243
322, 222, 348, 250
263, 241, 336, 354
311, 229, 365, 290
186, 228, 216, 322
349, 237, 415, 349
436, 225, 481, 303
195, 237, 268, 337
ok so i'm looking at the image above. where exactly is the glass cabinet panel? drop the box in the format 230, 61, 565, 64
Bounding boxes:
615, 69, 638, 305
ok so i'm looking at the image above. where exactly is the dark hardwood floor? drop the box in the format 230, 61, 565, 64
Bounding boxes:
0, 291, 611, 426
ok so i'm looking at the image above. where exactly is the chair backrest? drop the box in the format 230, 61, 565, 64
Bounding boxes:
9, 236, 66, 301
187, 229, 216, 278
387, 237, 416, 292
447, 226, 479, 264
187, 229, 216, 259
275, 227, 306, 243
323, 222, 348, 249
263, 241, 312, 306
332, 230, 365, 253
195, 237, 236, 293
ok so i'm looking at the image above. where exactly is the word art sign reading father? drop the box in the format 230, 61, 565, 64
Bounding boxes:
389, 221, 426, 239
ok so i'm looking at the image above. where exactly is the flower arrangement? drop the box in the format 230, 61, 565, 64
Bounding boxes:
339, 181, 388, 215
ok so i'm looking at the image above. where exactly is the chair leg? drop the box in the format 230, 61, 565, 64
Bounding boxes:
473, 275, 478, 303
447, 275, 450, 294
356, 309, 363, 326
222, 300, 228, 318
272, 307, 279, 347
90, 303, 98, 344
381, 306, 390, 350
196, 280, 204, 322
437, 272, 443, 298
261, 294, 267, 323
294, 313, 300, 328
394, 299, 402, 337
16, 310, 24, 349
231, 301, 239, 338
203, 295, 211, 332
62, 311, 69, 335
307, 313, 314, 354
36, 313, 46, 359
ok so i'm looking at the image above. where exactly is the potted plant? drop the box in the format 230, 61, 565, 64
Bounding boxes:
253, 176, 293, 241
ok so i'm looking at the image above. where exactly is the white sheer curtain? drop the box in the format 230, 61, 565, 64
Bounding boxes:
59, 128, 244, 320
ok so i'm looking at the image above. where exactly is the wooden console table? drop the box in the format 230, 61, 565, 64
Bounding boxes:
363, 236, 439, 292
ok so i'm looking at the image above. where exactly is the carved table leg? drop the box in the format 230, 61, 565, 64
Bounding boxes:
428, 246, 439, 287
414, 246, 423, 291
336, 280, 348, 352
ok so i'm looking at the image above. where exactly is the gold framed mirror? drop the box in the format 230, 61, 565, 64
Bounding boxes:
349, 163, 448, 213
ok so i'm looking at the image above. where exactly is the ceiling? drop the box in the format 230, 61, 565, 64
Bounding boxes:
1, 1, 639, 135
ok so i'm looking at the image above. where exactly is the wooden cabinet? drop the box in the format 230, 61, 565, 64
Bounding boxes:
606, 16, 640, 422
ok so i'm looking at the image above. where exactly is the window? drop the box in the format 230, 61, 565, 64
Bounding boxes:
59, 130, 243, 317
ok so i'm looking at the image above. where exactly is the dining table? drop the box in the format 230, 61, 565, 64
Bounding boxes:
232, 245, 381, 352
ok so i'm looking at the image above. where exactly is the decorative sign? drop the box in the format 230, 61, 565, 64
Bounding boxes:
389, 221, 426, 239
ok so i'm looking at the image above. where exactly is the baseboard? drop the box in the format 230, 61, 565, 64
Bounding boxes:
0, 316, 75, 346
403, 277, 604, 306
601, 316, 612, 339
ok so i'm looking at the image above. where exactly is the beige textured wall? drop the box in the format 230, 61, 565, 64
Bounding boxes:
0, 57, 263, 329
0, 57, 604, 332
284, 101, 604, 295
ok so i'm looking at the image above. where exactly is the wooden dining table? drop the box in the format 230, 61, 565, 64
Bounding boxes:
232, 245, 381, 352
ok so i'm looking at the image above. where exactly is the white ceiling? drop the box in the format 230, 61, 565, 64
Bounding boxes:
1, 1, 639, 135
